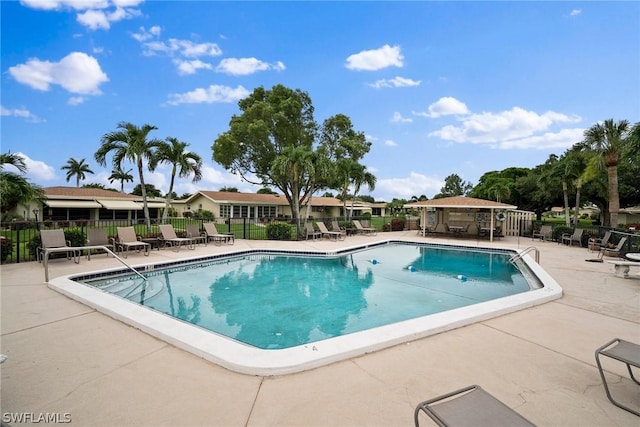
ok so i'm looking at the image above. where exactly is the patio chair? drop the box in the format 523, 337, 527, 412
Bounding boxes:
414, 385, 535, 427
159, 224, 195, 251
37, 229, 79, 264
599, 237, 628, 259
116, 226, 150, 258
561, 228, 584, 247
317, 222, 344, 241
588, 231, 612, 252
331, 220, 347, 239
595, 338, 640, 416
352, 219, 377, 235
532, 225, 552, 241
305, 222, 321, 240
202, 222, 234, 245
186, 223, 208, 247
85, 228, 115, 259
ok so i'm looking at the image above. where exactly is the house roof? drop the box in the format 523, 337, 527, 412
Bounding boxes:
404, 195, 517, 210
188, 191, 351, 207
44, 186, 140, 200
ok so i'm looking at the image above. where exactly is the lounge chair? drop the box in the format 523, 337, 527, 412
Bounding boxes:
599, 237, 628, 258
85, 228, 115, 259
331, 220, 347, 239
202, 222, 234, 245
414, 385, 535, 427
317, 222, 344, 241
588, 231, 611, 252
159, 224, 195, 251
305, 222, 321, 240
532, 225, 552, 241
37, 229, 79, 264
186, 223, 208, 247
595, 338, 640, 416
116, 226, 150, 258
352, 219, 376, 235
561, 228, 584, 246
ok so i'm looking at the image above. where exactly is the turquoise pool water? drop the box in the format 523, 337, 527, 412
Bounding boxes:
83, 243, 535, 350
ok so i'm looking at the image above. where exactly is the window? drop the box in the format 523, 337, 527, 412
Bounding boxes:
220, 205, 231, 218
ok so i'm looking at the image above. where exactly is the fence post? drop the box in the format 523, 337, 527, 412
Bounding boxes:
14, 221, 21, 264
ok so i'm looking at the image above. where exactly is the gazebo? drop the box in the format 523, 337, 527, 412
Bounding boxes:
404, 196, 517, 242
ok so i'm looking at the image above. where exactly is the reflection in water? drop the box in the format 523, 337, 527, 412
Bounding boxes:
208, 256, 373, 348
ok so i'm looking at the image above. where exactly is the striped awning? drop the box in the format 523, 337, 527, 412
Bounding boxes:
45, 200, 102, 208
139, 201, 167, 209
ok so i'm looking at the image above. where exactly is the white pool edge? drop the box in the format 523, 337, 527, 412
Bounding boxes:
48, 244, 563, 376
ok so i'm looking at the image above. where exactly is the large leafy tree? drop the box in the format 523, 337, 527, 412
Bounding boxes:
0, 152, 43, 216
108, 166, 134, 193
434, 174, 472, 199
320, 114, 372, 219
61, 157, 94, 187
95, 122, 163, 229
151, 137, 203, 223
212, 85, 319, 228
583, 119, 631, 228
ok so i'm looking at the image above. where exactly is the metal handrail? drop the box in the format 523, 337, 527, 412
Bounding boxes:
44, 245, 147, 282
510, 246, 540, 264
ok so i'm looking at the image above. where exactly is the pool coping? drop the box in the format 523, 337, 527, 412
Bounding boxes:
48, 240, 563, 376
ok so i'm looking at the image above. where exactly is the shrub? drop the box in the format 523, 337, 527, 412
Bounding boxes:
0, 236, 13, 263
266, 222, 292, 240
382, 223, 392, 232
390, 218, 405, 231
552, 225, 573, 242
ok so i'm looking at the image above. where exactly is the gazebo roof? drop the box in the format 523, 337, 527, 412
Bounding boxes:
404, 195, 517, 210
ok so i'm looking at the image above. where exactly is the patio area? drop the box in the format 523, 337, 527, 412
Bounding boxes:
1, 231, 638, 426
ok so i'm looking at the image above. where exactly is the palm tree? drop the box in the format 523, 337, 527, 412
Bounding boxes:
61, 157, 94, 187
349, 166, 376, 221
1, 152, 43, 215
150, 137, 203, 223
108, 167, 134, 193
583, 119, 631, 228
95, 122, 163, 230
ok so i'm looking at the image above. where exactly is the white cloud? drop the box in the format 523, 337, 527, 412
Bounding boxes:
174, 59, 213, 75
216, 57, 286, 75
375, 172, 443, 200
369, 76, 421, 89
499, 128, 584, 150
142, 38, 222, 57
429, 106, 582, 148
570, 9, 581, 16
384, 139, 398, 147
16, 153, 57, 181
22, 0, 142, 30
132, 25, 161, 42
8, 52, 109, 95
166, 85, 250, 106
1, 105, 45, 123
413, 97, 470, 118
391, 112, 412, 123
345, 44, 404, 71
67, 96, 85, 106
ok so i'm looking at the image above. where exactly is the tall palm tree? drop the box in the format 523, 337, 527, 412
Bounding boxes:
349, 166, 376, 221
61, 157, 94, 187
583, 119, 631, 228
95, 122, 163, 230
150, 137, 203, 223
108, 167, 134, 193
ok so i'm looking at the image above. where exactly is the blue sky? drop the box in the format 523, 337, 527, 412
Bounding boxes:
2, 1, 639, 201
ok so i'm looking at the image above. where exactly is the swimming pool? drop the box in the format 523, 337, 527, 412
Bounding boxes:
49, 240, 562, 375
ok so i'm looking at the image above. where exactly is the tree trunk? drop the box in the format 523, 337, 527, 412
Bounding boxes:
573, 179, 582, 228
162, 167, 177, 224
607, 165, 619, 228
137, 157, 151, 231
562, 182, 570, 227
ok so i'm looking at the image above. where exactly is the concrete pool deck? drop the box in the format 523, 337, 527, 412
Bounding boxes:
1, 231, 639, 426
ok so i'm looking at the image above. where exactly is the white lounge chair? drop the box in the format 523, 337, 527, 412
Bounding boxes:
317, 222, 344, 241
186, 223, 208, 247
37, 229, 79, 264
159, 224, 195, 251
85, 228, 115, 259
202, 222, 234, 245
352, 219, 377, 235
116, 226, 150, 258
305, 222, 321, 240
